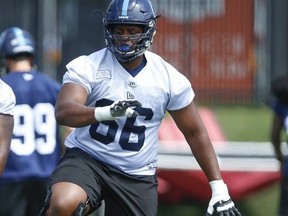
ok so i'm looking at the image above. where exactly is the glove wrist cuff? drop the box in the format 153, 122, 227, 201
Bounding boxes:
209, 179, 228, 196
94, 106, 114, 122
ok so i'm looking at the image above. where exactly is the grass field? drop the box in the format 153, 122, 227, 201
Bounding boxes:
212, 105, 272, 142
158, 105, 281, 216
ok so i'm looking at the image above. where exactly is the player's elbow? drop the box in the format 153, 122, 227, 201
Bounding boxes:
54, 105, 68, 126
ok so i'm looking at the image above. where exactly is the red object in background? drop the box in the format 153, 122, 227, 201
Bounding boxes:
157, 109, 281, 203
157, 170, 280, 203
152, 0, 256, 102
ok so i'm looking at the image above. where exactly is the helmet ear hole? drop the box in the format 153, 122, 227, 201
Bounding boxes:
103, 0, 157, 62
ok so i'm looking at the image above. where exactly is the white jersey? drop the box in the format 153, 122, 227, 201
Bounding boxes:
64, 48, 194, 175
0, 79, 15, 115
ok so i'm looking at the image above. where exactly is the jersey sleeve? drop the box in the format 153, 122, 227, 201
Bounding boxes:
165, 63, 195, 111
63, 55, 96, 94
0, 80, 16, 115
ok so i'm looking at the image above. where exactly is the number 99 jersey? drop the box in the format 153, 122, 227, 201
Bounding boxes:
64, 48, 195, 176
1, 71, 62, 182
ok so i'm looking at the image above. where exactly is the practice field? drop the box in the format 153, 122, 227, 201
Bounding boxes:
212, 105, 272, 142
158, 105, 281, 216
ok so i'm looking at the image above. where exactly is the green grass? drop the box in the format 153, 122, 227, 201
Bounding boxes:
212, 105, 272, 142
158, 105, 280, 216
158, 183, 280, 216
240, 183, 279, 216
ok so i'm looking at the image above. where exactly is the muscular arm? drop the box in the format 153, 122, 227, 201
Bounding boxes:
55, 83, 97, 127
0, 114, 14, 175
169, 102, 222, 181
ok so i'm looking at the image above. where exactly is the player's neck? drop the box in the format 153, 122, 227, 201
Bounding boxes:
7, 59, 33, 72
119, 55, 144, 71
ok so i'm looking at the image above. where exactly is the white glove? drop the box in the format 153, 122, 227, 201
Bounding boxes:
206, 180, 242, 216
94, 100, 142, 122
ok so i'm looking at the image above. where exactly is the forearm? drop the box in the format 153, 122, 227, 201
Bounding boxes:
187, 133, 222, 181
55, 100, 141, 128
170, 103, 222, 181
186, 134, 242, 215
55, 102, 96, 127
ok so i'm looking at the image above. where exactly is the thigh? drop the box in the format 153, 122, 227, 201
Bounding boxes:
49, 148, 103, 209
102, 165, 158, 216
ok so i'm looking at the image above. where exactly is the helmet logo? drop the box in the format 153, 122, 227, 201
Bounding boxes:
11, 39, 19, 46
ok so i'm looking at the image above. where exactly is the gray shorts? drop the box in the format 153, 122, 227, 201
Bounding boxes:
49, 148, 158, 216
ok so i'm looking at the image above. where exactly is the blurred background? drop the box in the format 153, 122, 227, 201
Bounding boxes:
1, 0, 287, 104
0, 0, 287, 215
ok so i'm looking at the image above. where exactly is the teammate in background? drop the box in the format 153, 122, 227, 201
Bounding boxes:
40, 0, 242, 215
0, 79, 15, 175
270, 74, 288, 216
0, 27, 70, 216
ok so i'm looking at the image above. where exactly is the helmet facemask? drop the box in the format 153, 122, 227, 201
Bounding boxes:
105, 20, 156, 62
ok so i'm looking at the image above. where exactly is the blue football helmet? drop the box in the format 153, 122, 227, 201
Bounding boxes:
0, 27, 35, 58
103, 0, 157, 62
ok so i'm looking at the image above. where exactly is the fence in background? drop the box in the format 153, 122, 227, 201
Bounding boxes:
152, 0, 266, 104
0, 0, 287, 104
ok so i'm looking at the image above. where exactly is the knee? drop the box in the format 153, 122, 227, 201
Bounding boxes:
47, 194, 81, 216
43, 182, 89, 216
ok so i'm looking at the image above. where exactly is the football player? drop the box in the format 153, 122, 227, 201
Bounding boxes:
270, 74, 288, 216
40, 0, 242, 215
0, 27, 70, 216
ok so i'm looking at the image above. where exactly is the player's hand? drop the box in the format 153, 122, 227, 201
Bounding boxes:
206, 199, 242, 216
206, 180, 242, 216
94, 100, 142, 122
110, 100, 141, 118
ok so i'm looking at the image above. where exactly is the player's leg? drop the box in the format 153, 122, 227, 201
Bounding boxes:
39, 148, 103, 216
47, 182, 89, 215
